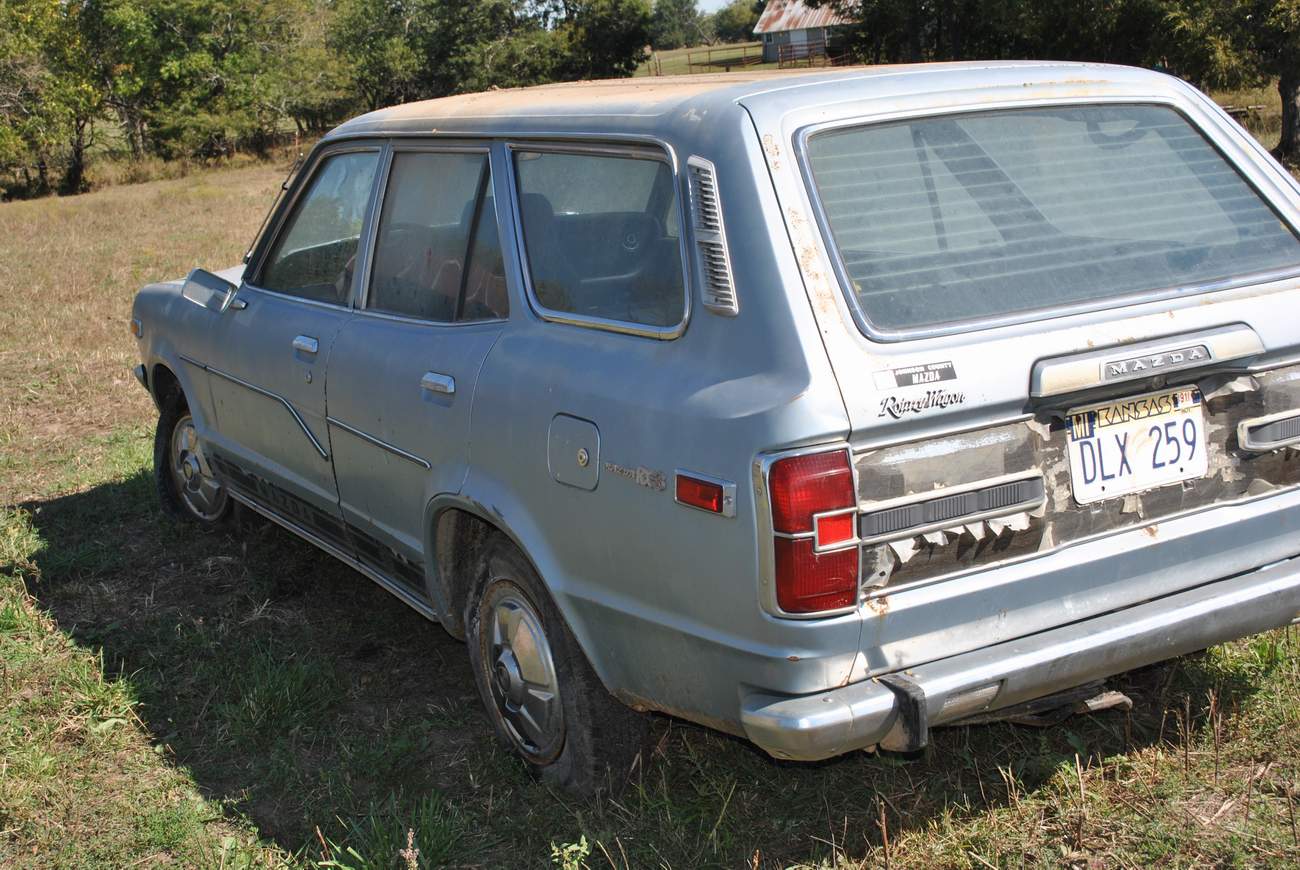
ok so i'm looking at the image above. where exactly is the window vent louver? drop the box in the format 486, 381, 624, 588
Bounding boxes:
687, 156, 738, 316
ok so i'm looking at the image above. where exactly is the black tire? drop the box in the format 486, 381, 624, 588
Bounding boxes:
154, 391, 232, 527
467, 534, 649, 796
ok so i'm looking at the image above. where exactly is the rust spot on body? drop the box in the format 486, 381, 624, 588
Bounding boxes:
762, 132, 781, 169
1143, 524, 1159, 538
864, 595, 889, 616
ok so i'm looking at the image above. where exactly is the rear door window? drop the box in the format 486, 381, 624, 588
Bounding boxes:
259, 150, 379, 304
805, 104, 1300, 333
514, 149, 686, 331
366, 150, 508, 322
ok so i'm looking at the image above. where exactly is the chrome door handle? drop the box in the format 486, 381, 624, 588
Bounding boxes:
292, 335, 319, 355
421, 371, 455, 395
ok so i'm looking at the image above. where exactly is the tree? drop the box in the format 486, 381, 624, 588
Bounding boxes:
1162, 0, 1300, 160
0, 1, 58, 193
1251, 1, 1300, 158
650, 0, 702, 50
0, 0, 106, 194
328, 0, 425, 111
559, 0, 652, 78
713, 0, 761, 43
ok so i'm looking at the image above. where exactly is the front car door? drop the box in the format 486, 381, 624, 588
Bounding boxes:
200, 144, 382, 549
325, 143, 509, 597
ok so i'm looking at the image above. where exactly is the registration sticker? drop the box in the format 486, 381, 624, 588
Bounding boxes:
1066, 387, 1208, 505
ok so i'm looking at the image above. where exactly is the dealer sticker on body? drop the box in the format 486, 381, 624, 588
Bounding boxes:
1066, 386, 1208, 505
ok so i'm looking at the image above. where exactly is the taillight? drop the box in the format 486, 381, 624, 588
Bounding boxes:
768, 449, 859, 614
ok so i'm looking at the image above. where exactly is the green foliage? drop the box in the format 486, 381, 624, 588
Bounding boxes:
0, 0, 105, 195
712, 0, 762, 43
549, 835, 591, 870
560, 0, 652, 79
811, 0, 1300, 156
650, 0, 704, 50
6, 0, 1300, 194
0, 0, 651, 197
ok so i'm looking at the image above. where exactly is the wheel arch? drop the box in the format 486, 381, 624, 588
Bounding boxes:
424, 496, 500, 640
421, 494, 608, 689
149, 361, 182, 411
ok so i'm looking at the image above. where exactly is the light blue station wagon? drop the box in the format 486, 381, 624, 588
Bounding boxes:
132, 63, 1300, 794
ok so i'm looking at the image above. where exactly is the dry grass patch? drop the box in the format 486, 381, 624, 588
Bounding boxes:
0, 163, 287, 504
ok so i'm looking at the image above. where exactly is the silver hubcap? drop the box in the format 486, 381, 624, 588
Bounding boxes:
485, 585, 563, 761
169, 415, 226, 521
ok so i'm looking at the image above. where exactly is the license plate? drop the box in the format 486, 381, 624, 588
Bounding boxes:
1066, 387, 1208, 505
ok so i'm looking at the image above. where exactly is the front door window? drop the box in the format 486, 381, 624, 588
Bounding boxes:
259, 151, 380, 304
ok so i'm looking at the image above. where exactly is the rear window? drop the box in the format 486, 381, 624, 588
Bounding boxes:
805, 104, 1300, 334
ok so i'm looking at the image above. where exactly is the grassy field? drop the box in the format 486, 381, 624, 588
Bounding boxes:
637, 42, 777, 77
2, 92, 1300, 868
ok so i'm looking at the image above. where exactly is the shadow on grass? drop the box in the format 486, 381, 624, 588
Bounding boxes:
16, 470, 1277, 867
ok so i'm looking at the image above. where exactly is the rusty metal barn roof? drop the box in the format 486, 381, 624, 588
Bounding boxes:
753, 0, 854, 35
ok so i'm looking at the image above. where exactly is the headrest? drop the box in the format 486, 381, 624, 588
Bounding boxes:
520, 192, 556, 227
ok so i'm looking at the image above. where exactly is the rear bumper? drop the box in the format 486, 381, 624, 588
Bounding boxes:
741, 551, 1300, 761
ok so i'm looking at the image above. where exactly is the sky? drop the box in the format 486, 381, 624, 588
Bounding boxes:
699, 0, 732, 11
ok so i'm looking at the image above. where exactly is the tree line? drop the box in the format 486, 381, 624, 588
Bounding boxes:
0, 0, 652, 197
648, 0, 763, 49
2, 0, 1299, 199
812, 0, 1300, 158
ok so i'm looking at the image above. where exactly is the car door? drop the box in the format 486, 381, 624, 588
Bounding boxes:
325, 143, 509, 594
200, 144, 382, 550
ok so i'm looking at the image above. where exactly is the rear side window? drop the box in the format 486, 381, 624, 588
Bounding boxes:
367, 151, 508, 322
259, 151, 379, 304
805, 105, 1300, 333
514, 150, 686, 330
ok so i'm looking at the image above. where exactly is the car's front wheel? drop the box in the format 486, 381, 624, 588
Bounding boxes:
467, 534, 649, 796
154, 393, 231, 527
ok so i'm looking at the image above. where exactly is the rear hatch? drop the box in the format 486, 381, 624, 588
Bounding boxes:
743, 64, 1300, 673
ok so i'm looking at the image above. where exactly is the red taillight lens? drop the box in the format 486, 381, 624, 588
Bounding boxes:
676, 474, 724, 513
769, 449, 859, 614
774, 537, 858, 613
769, 451, 855, 533
815, 512, 856, 548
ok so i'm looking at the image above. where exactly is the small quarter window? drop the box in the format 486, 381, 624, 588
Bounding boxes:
367, 151, 508, 322
260, 151, 379, 304
514, 150, 686, 330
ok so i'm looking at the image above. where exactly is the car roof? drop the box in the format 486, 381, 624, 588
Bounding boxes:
324, 61, 1179, 140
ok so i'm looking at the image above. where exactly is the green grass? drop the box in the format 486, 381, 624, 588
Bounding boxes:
2, 91, 1300, 868
637, 41, 778, 76
7, 427, 1300, 866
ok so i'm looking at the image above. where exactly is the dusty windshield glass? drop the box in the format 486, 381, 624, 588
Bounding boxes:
806, 104, 1300, 333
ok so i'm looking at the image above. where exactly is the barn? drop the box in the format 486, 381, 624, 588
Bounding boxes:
752, 0, 854, 64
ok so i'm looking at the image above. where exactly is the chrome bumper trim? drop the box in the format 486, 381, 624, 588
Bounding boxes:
741, 553, 1300, 761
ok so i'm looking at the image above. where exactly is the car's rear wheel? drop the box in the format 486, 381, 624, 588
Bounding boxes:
467, 534, 649, 796
154, 393, 231, 527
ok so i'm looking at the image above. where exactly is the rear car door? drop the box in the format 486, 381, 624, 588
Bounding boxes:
201, 144, 382, 547
325, 144, 509, 595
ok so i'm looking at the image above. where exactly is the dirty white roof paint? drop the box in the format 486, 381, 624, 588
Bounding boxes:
324, 62, 1161, 139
